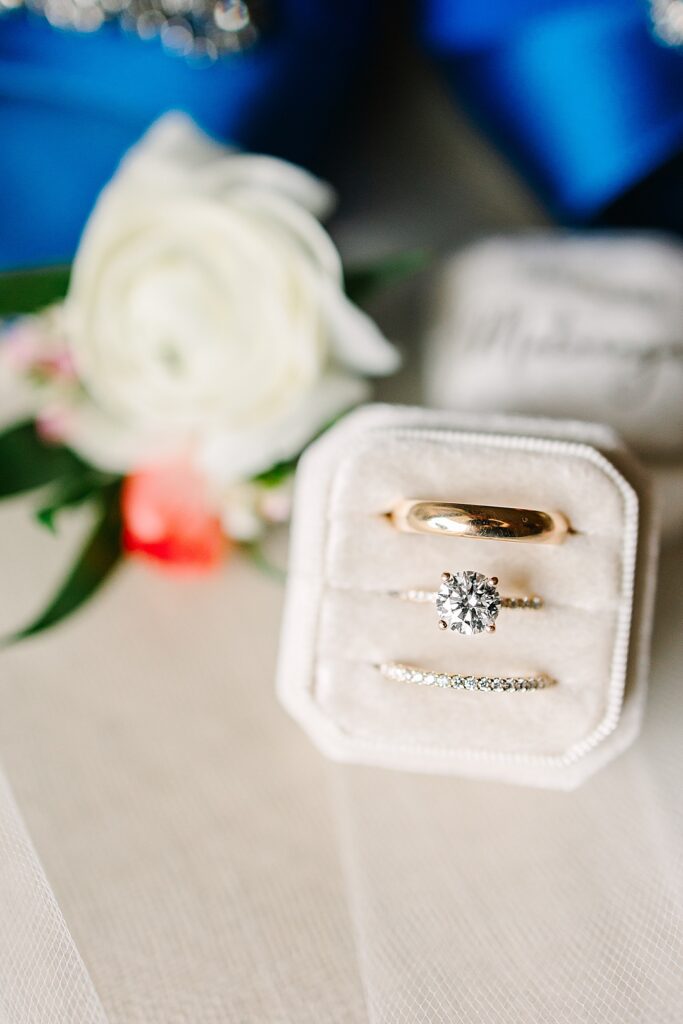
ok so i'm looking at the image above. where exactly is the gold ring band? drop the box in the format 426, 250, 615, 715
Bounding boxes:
389, 500, 569, 544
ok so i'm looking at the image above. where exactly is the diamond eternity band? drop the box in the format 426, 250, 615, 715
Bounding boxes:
379, 662, 555, 692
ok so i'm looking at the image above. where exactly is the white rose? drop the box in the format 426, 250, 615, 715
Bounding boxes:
62, 113, 399, 482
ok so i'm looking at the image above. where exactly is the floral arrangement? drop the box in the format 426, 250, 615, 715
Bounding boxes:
0, 115, 416, 640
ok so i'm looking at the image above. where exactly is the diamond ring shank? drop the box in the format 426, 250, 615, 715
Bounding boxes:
389, 500, 569, 544
380, 662, 555, 692
396, 589, 542, 608
392, 570, 543, 636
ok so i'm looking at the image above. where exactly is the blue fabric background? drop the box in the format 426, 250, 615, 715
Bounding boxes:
0, 1, 375, 268
2, 0, 683, 267
422, 0, 683, 221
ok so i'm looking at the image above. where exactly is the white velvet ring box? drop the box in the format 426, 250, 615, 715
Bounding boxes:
277, 404, 658, 789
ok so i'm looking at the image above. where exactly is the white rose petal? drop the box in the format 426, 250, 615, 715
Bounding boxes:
230, 188, 343, 280
58, 401, 182, 473
60, 113, 397, 483
322, 282, 402, 376
199, 370, 368, 485
121, 113, 336, 219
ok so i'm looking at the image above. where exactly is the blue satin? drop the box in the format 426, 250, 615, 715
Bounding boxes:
0, 2, 375, 269
422, 0, 683, 220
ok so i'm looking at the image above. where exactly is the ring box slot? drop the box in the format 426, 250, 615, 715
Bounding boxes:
277, 405, 657, 789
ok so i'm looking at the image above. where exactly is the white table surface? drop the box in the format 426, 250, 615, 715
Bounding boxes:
0, 45, 681, 1024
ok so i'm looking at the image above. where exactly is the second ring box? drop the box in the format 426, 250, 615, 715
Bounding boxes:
277, 404, 658, 789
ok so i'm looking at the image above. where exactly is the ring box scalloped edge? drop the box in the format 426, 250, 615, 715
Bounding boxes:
276, 405, 659, 789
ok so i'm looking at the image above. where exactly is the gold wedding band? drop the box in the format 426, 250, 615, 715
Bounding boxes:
389, 500, 569, 544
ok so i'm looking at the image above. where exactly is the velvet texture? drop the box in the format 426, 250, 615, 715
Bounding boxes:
278, 405, 657, 789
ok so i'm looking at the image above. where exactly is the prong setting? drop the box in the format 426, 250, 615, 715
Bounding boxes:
436, 569, 502, 636
394, 574, 544, 633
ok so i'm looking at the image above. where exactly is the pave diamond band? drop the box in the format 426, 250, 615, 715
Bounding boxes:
389, 500, 569, 544
380, 662, 554, 692
398, 590, 542, 609
392, 570, 543, 637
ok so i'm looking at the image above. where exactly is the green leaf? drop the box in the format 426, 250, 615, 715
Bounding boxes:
0, 421, 86, 499
6, 483, 123, 644
35, 506, 59, 535
0, 265, 71, 317
253, 459, 298, 489
35, 470, 117, 533
344, 249, 430, 306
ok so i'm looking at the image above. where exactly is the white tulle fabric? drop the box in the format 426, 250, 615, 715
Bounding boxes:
0, 480, 680, 1022
0, 773, 108, 1024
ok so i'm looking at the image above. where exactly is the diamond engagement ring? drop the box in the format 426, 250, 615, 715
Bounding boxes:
392, 570, 543, 636
389, 500, 569, 544
379, 662, 555, 692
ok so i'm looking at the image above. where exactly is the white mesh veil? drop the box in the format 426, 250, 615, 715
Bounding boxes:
0, 771, 108, 1024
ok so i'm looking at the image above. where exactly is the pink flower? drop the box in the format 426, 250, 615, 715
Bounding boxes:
2, 319, 76, 381
35, 406, 76, 445
122, 459, 225, 571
